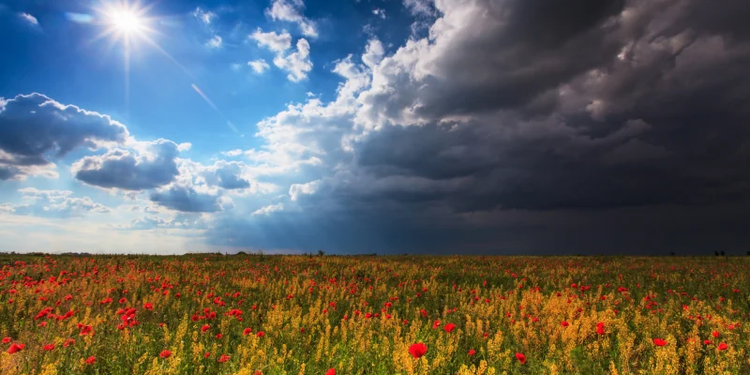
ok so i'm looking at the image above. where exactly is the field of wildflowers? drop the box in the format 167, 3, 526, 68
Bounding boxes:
0, 254, 748, 375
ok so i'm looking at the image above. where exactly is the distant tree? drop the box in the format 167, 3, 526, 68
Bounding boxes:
747, 251, 750, 256
670, 252, 675, 256
715, 251, 720, 256
720, 250, 726, 256
235, 251, 247, 256
317, 250, 325, 257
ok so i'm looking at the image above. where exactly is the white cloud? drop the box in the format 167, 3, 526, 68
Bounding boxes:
403, 0, 435, 17
207, 35, 223, 49
289, 180, 321, 201
362, 39, 385, 69
2, 188, 112, 218
252, 202, 284, 216
192, 7, 216, 25
252, 29, 313, 82
118, 212, 214, 231
222, 149, 243, 157
372, 9, 386, 19
250, 28, 292, 53
266, 0, 318, 38
19, 13, 39, 26
273, 38, 313, 82
248, 59, 271, 74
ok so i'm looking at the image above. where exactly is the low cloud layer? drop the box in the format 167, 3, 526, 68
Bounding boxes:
1, 188, 111, 218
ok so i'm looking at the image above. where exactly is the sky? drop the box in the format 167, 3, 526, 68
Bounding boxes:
1, 0, 750, 255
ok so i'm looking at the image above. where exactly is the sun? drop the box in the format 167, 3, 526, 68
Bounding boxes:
102, 4, 149, 38
109, 9, 143, 34
93, 1, 155, 45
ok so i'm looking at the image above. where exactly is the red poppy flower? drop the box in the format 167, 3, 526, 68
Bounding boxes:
144, 303, 153, 311
596, 322, 605, 335
215, 333, 223, 339
243, 328, 252, 335
653, 338, 667, 346
444, 323, 456, 333
468, 349, 476, 356
85, 356, 96, 365
326, 369, 336, 375
2, 337, 10, 344
515, 352, 526, 364
561, 321, 570, 327
204, 352, 211, 358
201, 324, 210, 332
718, 343, 728, 351
712, 330, 719, 338
159, 350, 171, 358
409, 343, 427, 359
218, 354, 230, 363
79, 325, 93, 336
8, 343, 25, 354
64, 339, 75, 347
43, 344, 55, 351
256, 331, 265, 337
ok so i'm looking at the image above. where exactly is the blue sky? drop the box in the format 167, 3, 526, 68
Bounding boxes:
2, 0, 750, 255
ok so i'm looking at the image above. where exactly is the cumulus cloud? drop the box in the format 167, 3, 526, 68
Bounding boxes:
273, 39, 313, 82
150, 185, 233, 213
250, 28, 292, 53
72, 139, 181, 190
248, 59, 270, 74
266, 0, 318, 38
0, 93, 129, 180
251, 29, 313, 82
176, 159, 278, 193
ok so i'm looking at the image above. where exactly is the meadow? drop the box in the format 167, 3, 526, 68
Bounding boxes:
0, 254, 748, 375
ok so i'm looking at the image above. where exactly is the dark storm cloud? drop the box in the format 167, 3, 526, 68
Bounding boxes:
0, 166, 19, 180
211, 0, 750, 254
149, 186, 229, 213
0, 93, 129, 179
350, 0, 750, 212
360, 0, 629, 124
73, 140, 181, 190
